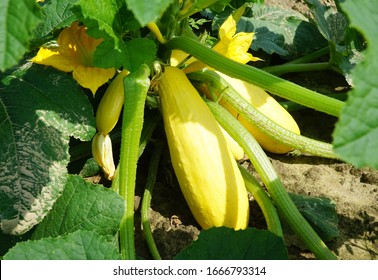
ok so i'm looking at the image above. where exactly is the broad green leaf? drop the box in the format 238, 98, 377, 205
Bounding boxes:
236, 4, 326, 59
0, 0, 42, 71
0, 63, 96, 235
124, 39, 157, 72
174, 227, 288, 260
289, 193, 339, 241
75, 0, 126, 46
333, 0, 378, 168
0, 230, 32, 258
79, 158, 101, 177
92, 38, 156, 72
74, 0, 156, 71
305, 0, 348, 44
3, 230, 121, 260
37, 0, 79, 37
126, 0, 175, 26
32, 175, 124, 240
304, 0, 364, 85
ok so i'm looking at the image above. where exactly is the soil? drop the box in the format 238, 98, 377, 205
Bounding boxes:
106, 0, 378, 260
133, 75, 378, 260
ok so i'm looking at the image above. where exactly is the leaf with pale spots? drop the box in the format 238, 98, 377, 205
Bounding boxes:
0, 63, 96, 235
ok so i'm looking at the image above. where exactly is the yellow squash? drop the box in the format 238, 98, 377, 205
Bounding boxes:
215, 72, 300, 154
158, 66, 249, 230
96, 69, 129, 135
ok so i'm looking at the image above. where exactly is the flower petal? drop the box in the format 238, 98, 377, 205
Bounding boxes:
73, 65, 115, 95
58, 21, 103, 66
226, 32, 257, 64
218, 15, 236, 41
31, 47, 78, 72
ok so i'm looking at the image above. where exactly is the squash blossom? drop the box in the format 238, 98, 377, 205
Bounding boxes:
213, 14, 259, 64
31, 21, 115, 95
171, 10, 260, 71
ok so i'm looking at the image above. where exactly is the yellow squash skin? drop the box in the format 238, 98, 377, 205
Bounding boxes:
158, 66, 249, 230
96, 69, 129, 135
216, 72, 301, 154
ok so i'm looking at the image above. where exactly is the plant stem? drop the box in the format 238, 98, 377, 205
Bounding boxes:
119, 65, 150, 260
285, 46, 330, 64
207, 100, 337, 260
262, 62, 331, 76
111, 109, 161, 193
141, 141, 164, 260
166, 36, 344, 117
238, 164, 283, 237
188, 70, 337, 159
280, 93, 347, 112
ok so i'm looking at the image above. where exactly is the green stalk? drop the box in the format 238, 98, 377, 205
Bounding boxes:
285, 46, 330, 64
238, 164, 283, 237
262, 62, 331, 76
111, 109, 161, 193
188, 70, 337, 159
119, 65, 151, 260
141, 141, 164, 260
280, 93, 347, 112
166, 36, 344, 116
206, 100, 337, 260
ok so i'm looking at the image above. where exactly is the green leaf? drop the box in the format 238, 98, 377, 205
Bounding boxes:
0, 0, 42, 71
31, 175, 124, 240
174, 227, 288, 260
3, 230, 121, 260
79, 158, 100, 177
304, 0, 364, 85
0, 63, 96, 235
124, 39, 157, 72
237, 4, 326, 59
37, 0, 79, 37
126, 0, 175, 26
333, 0, 378, 168
74, 0, 156, 71
305, 0, 348, 44
75, 0, 126, 46
289, 193, 339, 241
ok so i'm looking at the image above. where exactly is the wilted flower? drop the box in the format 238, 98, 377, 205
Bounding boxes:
31, 21, 115, 95
92, 132, 115, 180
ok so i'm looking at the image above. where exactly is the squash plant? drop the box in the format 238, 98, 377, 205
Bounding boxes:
0, 0, 375, 260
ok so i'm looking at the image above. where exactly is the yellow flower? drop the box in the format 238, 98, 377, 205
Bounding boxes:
31, 21, 115, 95
173, 8, 260, 73
212, 15, 260, 64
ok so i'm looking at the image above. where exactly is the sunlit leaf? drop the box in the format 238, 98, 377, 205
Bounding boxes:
0, 63, 96, 235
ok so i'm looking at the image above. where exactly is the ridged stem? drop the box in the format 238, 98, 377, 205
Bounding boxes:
188, 70, 337, 159
238, 164, 283, 237
166, 36, 344, 117
262, 62, 331, 76
141, 141, 164, 260
285, 46, 330, 64
119, 65, 150, 260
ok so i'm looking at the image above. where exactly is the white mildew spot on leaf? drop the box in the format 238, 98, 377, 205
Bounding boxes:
1, 64, 95, 235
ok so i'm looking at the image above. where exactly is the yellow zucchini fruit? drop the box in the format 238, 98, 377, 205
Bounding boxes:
158, 66, 250, 230
96, 69, 129, 135
215, 72, 300, 154
218, 124, 245, 161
